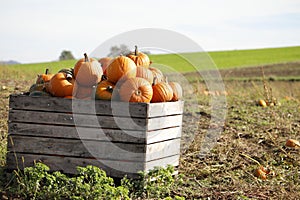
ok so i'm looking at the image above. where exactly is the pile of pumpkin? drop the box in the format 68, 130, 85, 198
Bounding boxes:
29, 46, 182, 103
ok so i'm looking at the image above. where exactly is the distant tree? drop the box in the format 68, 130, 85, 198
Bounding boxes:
59, 50, 75, 61
107, 44, 131, 57
107, 44, 151, 57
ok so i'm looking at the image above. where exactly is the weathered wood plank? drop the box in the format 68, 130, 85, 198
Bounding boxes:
9, 110, 182, 131
9, 94, 148, 117
7, 135, 181, 162
146, 138, 181, 161
147, 115, 183, 131
9, 110, 147, 131
147, 126, 181, 144
148, 100, 184, 117
9, 94, 184, 117
9, 123, 181, 144
6, 153, 179, 178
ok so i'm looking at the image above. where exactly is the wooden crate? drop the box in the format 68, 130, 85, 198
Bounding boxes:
6, 94, 184, 178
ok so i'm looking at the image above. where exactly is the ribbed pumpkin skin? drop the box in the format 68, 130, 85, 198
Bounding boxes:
149, 67, 164, 83
119, 77, 153, 103
169, 82, 183, 101
151, 82, 173, 103
95, 80, 115, 100
74, 54, 103, 87
48, 73, 74, 97
136, 66, 154, 84
98, 57, 113, 75
127, 46, 150, 68
106, 55, 137, 84
73, 81, 94, 100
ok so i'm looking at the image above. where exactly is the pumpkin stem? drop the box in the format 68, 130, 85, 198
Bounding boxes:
45, 68, 49, 74
165, 77, 168, 83
134, 45, 138, 56
101, 74, 108, 81
152, 76, 157, 86
84, 53, 89, 62
135, 90, 141, 96
107, 85, 113, 93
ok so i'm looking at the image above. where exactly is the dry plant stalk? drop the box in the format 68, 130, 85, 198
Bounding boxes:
261, 66, 276, 105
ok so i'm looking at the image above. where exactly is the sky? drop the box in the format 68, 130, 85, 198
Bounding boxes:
0, 0, 300, 63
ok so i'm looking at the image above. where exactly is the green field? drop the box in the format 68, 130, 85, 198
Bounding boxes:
1, 46, 300, 78
150, 46, 300, 72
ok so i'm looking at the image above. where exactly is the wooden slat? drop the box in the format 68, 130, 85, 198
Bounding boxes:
146, 138, 181, 161
9, 123, 181, 144
147, 126, 181, 144
9, 94, 148, 117
6, 153, 179, 178
9, 110, 182, 131
9, 94, 184, 117
148, 100, 184, 117
7, 135, 181, 162
9, 110, 147, 131
147, 115, 183, 131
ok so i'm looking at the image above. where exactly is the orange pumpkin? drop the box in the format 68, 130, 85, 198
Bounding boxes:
95, 80, 115, 100
254, 167, 267, 180
151, 78, 173, 103
73, 81, 94, 100
149, 67, 164, 83
285, 139, 300, 148
106, 55, 137, 84
119, 77, 153, 103
127, 45, 150, 68
48, 72, 74, 97
36, 69, 54, 84
98, 57, 113, 76
74, 53, 103, 87
136, 66, 154, 84
169, 81, 183, 101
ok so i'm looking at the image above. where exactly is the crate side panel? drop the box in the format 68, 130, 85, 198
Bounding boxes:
146, 126, 182, 144
147, 114, 183, 131
9, 122, 182, 144
9, 110, 147, 130
8, 122, 148, 143
6, 153, 180, 178
148, 101, 184, 117
5, 152, 143, 178
145, 154, 180, 171
7, 135, 147, 161
9, 94, 149, 117
146, 138, 181, 161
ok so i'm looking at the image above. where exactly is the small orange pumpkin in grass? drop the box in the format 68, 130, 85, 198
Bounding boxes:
136, 66, 154, 84
119, 77, 153, 103
285, 139, 300, 148
36, 69, 54, 84
73, 81, 95, 100
149, 67, 164, 83
98, 57, 113, 76
48, 72, 74, 97
168, 81, 183, 101
151, 77, 173, 103
74, 53, 103, 87
95, 80, 115, 100
106, 55, 137, 84
254, 166, 271, 180
127, 45, 150, 68
258, 99, 267, 107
